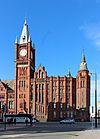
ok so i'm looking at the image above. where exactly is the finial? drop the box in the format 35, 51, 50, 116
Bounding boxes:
24, 16, 27, 25
24, 20, 27, 25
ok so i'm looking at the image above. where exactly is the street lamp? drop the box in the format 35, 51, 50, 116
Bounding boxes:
91, 72, 97, 128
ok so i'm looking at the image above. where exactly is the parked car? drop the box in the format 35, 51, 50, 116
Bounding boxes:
32, 118, 36, 123
60, 118, 75, 124
7, 118, 13, 124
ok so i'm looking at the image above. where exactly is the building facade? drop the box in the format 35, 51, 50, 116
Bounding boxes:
0, 20, 90, 121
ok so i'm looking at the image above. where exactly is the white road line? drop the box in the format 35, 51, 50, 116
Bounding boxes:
0, 134, 27, 138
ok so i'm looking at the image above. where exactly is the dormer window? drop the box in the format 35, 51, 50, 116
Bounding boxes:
23, 35, 26, 41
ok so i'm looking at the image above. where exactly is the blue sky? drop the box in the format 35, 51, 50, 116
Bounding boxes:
0, 0, 100, 108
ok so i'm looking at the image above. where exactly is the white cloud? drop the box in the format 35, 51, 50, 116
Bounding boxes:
80, 22, 100, 50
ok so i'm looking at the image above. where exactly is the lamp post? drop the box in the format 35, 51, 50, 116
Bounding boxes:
4, 83, 8, 130
91, 72, 97, 128
94, 72, 97, 128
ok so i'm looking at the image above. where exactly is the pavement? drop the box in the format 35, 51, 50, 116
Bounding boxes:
74, 129, 100, 139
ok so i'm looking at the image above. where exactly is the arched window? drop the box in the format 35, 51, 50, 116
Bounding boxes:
81, 81, 82, 88
42, 72, 44, 78
39, 70, 41, 78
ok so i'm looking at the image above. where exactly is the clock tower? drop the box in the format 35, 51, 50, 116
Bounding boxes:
15, 20, 35, 114
76, 52, 90, 121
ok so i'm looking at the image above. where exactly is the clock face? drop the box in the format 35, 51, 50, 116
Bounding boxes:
20, 49, 27, 57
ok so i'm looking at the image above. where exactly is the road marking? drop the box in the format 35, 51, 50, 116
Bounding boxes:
0, 134, 27, 138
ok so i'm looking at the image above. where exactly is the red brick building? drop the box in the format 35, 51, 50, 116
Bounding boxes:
0, 20, 90, 121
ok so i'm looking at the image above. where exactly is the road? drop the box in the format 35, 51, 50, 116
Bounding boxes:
0, 122, 99, 139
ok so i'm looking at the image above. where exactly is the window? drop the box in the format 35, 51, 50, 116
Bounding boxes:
60, 81, 63, 86
9, 94, 14, 99
19, 103, 23, 108
19, 80, 25, 89
24, 81, 25, 89
54, 103, 56, 108
39, 84, 41, 90
80, 78, 85, 88
60, 103, 63, 108
67, 80, 70, 86
19, 94, 23, 98
0, 101, 4, 109
39, 70, 41, 78
0, 94, 5, 99
31, 85, 34, 90
19, 81, 21, 88
9, 101, 14, 109
42, 84, 44, 90
42, 92, 44, 104
82, 92, 84, 108
36, 73, 38, 78
83, 81, 85, 87
47, 84, 50, 90
67, 111, 69, 118
53, 98, 56, 108
36, 84, 38, 90
67, 104, 69, 108
53, 81, 57, 86
1, 87, 3, 91
81, 81, 82, 88
36, 92, 38, 102
42, 72, 44, 78
60, 89, 64, 94
53, 89, 55, 94
30, 92, 33, 101
67, 93, 70, 99
39, 91, 41, 102
71, 111, 73, 118
53, 111, 56, 119
24, 94, 26, 98
60, 112, 63, 118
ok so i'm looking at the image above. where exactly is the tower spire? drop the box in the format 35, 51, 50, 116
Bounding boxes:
20, 19, 30, 44
79, 52, 88, 71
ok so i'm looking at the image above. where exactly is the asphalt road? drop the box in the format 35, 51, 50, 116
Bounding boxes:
0, 122, 98, 139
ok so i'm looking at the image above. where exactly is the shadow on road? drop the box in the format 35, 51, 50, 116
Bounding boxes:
0, 122, 94, 135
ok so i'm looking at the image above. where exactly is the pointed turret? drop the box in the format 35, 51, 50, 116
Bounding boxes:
67, 70, 71, 77
20, 20, 30, 44
79, 52, 88, 71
